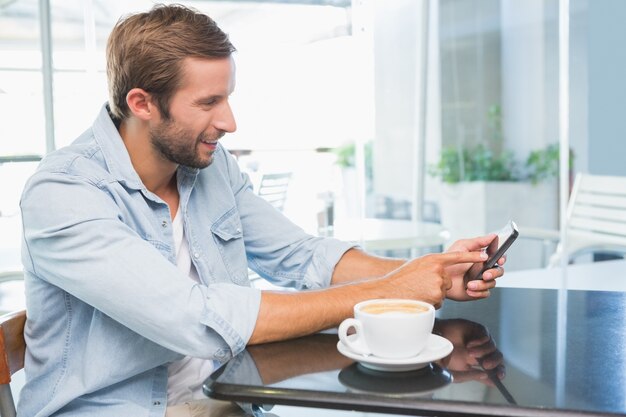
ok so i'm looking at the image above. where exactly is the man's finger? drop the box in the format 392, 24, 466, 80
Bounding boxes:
438, 250, 488, 266
462, 233, 497, 251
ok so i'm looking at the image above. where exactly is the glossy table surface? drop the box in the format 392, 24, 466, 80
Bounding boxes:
205, 261, 626, 416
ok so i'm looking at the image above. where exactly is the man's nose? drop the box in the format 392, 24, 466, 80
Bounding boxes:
215, 101, 237, 133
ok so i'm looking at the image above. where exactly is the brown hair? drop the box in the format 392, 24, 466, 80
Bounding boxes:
106, 3, 236, 121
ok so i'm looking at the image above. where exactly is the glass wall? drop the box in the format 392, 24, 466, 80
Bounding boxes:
423, 0, 562, 270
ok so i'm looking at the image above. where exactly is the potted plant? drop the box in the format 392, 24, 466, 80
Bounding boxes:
429, 106, 571, 264
331, 141, 374, 219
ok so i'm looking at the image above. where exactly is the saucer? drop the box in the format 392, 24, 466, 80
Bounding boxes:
338, 362, 452, 397
336, 334, 453, 372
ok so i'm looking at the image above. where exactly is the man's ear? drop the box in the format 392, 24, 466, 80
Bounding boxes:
126, 88, 158, 121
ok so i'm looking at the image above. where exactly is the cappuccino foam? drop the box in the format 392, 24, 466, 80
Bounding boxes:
360, 302, 428, 315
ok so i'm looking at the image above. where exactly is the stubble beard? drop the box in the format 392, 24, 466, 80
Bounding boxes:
150, 119, 221, 169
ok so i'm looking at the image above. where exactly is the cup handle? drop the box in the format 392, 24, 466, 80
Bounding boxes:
338, 318, 371, 356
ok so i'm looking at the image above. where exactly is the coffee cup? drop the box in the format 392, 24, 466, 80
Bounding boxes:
338, 299, 435, 359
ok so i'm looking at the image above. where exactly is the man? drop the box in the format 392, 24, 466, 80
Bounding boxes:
18, 4, 504, 417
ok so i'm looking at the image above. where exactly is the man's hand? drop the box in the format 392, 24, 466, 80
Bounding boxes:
435, 319, 505, 386
380, 251, 489, 309
444, 234, 506, 301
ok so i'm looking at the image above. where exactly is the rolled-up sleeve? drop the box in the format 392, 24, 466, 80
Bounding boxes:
301, 237, 357, 289
195, 283, 261, 357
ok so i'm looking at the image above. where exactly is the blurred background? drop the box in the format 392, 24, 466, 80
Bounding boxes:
1, 0, 625, 283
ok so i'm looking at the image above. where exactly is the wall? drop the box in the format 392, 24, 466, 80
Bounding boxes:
587, 0, 626, 176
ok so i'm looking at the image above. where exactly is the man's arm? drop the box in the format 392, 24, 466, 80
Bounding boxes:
333, 235, 506, 300
248, 250, 488, 345
330, 248, 405, 284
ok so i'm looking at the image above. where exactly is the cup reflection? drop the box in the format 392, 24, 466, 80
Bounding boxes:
339, 363, 453, 398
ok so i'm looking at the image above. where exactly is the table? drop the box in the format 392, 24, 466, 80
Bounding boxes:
204, 260, 626, 417
325, 218, 450, 252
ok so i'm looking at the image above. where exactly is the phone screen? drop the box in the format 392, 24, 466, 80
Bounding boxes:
464, 221, 519, 282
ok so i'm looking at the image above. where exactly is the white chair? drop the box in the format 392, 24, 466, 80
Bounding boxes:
521, 173, 626, 267
248, 172, 292, 286
0, 272, 22, 285
257, 172, 292, 212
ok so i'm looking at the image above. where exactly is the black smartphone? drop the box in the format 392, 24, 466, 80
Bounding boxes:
464, 220, 519, 282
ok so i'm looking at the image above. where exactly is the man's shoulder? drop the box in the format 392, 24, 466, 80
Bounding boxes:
35, 129, 110, 184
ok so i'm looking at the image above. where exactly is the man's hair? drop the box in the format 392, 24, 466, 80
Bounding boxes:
106, 3, 236, 121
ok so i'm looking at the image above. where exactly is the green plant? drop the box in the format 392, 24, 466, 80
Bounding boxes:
428, 104, 521, 183
430, 104, 574, 184
332, 141, 373, 180
430, 142, 573, 184
428, 144, 519, 184
525, 143, 575, 184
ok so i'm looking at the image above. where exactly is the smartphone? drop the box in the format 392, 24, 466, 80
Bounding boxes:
464, 220, 519, 282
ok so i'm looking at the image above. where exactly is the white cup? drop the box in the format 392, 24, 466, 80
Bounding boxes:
338, 299, 435, 359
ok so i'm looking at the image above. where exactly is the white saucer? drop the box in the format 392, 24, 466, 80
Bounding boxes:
336, 334, 453, 372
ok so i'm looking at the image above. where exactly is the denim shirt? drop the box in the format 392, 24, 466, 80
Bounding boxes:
18, 104, 354, 417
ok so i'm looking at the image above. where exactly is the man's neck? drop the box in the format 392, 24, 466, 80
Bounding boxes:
118, 118, 180, 218
118, 117, 178, 194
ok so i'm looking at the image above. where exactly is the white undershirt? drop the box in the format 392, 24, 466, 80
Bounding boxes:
166, 206, 217, 405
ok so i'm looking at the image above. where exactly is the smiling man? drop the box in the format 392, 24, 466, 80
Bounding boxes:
18, 4, 504, 417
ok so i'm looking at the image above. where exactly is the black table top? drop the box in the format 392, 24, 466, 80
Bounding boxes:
204, 287, 626, 416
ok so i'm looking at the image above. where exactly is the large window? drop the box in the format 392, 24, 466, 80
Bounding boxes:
425, 0, 562, 270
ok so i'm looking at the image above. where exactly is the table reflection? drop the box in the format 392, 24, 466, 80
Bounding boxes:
205, 285, 626, 416
439, 288, 626, 415
205, 316, 508, 413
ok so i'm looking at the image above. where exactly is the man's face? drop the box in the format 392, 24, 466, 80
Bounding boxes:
150, 56, 237, 169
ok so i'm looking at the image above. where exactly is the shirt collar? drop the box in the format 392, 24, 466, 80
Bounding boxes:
91, 103, 145, 190
91, 103, 199, 192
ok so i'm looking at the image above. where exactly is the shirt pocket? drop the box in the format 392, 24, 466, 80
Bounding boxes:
211, 210, 249, 286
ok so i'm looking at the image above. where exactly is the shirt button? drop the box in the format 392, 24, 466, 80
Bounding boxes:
215, 351, 229, 361
236, 228, 241, 233
161, 220, 167, 228
153, 400, 161, 406
194, 252, 200, 259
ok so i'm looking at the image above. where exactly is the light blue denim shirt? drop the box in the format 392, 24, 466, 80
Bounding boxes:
18, 104, 355, 417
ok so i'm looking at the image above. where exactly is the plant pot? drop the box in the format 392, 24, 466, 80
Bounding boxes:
438, 180, 558, 270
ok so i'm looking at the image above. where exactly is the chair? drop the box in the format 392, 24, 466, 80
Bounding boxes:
0, 310, 26, 417
248, 173, 293, 284
521, 173, 626, 267
0, 272, 23, 285
257, 172, 292, 212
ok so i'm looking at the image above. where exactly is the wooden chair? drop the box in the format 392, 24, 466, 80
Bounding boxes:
0, 310, 26, 417
521, 173, 626, 266
257, 172, 292, 212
